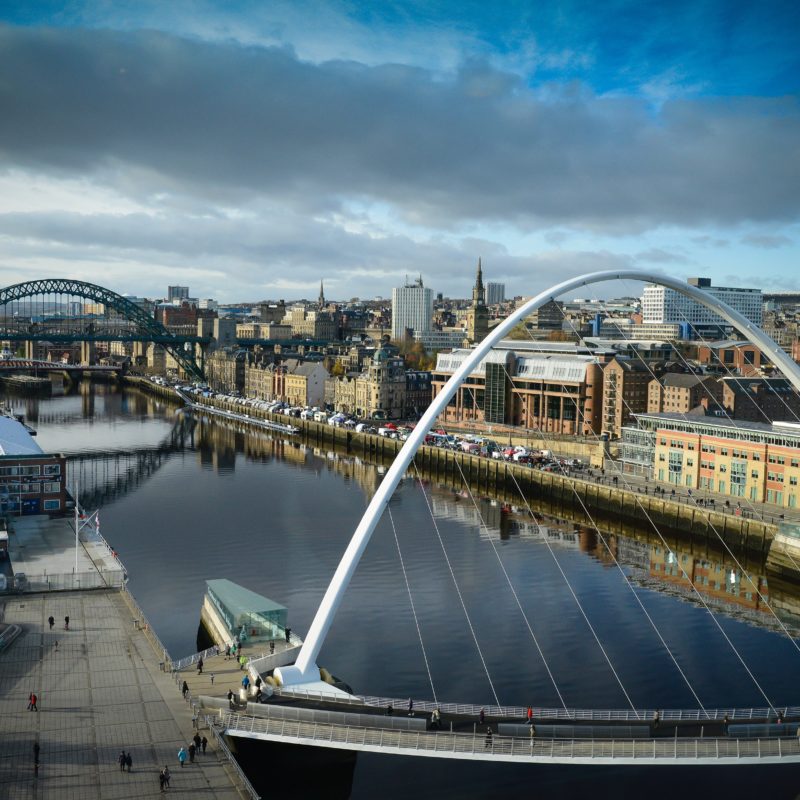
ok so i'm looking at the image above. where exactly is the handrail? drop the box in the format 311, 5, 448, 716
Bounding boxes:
273, 687, 795, 724
172, 644, 226, 672
219, 710, 800, 763
120, 584, 174, 670
204, 715, 261, 800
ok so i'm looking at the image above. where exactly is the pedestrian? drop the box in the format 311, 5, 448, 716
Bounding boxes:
239, 654, 246, 671
193, 733, 201, 753
159, 769, 165, 793
242, 675, 250, 691
188, 743, 196, 763
227, 689, 235, 709
255, 676, 262, 690
163, 765, 171, 788
197, 657, 203, 675
125, 752, 132, 772
118, 750, 126, 772
54, 640, 58, 652
723, 713, 729, 733
64, 615, 70, 630
178, 747, 187, 767
231, 643, 237, 658
526, 706, 533, 725
29, 693, 38, 712
48, 615, 54, 630
33, 741, 40, 765
485, 727, 493, 748
408, 697, 414, 716
210, 672, 215, 686
479, 707, 485, 725
529, 723, 536, 738
386, 703, 393, 716
225, 644, 231, 660
182, 680, 189, 699
255, 687, 262, 702
431, 708, 441, 729
270, 641, 275, 655
653, 710, 660, 729
285, 627, 291, 643
201, 735, 208, 754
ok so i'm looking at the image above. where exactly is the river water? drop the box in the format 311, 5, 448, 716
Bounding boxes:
6, 383, 800, 799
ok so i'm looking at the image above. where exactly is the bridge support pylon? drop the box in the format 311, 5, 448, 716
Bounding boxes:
23, 340, 35, 360
80, 340, 96, 366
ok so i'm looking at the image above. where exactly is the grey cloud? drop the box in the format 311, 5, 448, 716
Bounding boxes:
1, 26, 799, 232
635, 248, 690, 264
741, 233, 793, 249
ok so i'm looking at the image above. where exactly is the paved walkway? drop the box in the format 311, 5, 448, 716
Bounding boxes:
0, 589, 246, 800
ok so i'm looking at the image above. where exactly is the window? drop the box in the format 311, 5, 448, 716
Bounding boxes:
42, 482, 61, 494
43, 499, 61, 511
751, 470, 759, 479
721, 448, 728, 456
43, 464, 61, 476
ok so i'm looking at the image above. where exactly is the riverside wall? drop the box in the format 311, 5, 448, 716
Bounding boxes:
123, 376, 777, 560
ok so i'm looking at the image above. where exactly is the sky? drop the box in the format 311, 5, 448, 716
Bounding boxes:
0, 0, 798, 303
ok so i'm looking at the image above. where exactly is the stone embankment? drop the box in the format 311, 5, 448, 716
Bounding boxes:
123, 376, 777, 558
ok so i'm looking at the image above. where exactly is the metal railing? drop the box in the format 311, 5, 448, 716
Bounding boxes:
172, 644, 226, 673
204, 715, 261, 800
4, 569, 125, 593
120, 584, 174, 670
273, 688, 797, 724
219, 711, 800, 763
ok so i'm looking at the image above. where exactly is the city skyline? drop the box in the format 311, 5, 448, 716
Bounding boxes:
0, 1, 798, 302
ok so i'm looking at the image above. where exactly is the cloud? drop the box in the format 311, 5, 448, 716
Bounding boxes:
741, 233, 793, 249
635, 248, 690, 264
1, 24, 799, 236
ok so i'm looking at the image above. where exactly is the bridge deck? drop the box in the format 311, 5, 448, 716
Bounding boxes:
219, 710, 800, 765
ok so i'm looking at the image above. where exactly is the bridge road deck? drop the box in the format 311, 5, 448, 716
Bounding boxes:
0, 589, 248, 800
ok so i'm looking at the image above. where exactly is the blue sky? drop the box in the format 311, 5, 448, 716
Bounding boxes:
0, 0, 798, 301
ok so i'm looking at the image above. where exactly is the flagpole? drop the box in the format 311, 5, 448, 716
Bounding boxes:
74, 478, 79, 573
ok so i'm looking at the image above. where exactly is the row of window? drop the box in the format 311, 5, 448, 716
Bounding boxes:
0, 482, 62, 494
0, 464, 61, 477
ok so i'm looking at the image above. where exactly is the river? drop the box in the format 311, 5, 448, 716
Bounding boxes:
6, 382, 800, 799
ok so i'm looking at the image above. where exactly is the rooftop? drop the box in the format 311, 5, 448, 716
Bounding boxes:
207, 578, 287, 616
0, 415, 43, 456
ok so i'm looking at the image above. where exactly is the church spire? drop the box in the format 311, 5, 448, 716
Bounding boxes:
318, 279, 325, 307
476, 257, 483, 290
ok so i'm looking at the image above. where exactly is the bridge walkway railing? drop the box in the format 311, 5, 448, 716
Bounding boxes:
274, 687, 799, 724
217, 711, 800, 762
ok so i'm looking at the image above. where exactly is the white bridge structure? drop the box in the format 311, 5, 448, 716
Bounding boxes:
220, 270, 800, 765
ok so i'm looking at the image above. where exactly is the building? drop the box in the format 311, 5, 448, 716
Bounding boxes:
464, 259, 489, 345
641, 277, 762, 332
596, 319, 685, 341
167, 286, 190, 302
236, 322, 292, 340
206, 348, 247, 393
413, 330, 467, 351
431, 348, 603, 435
391, 277, 433, 341
696, 340, 765, 376
621, 413, 800, 508
528, 299, 564, 331
283, 306, 338, 340
601, 356, 654, 439
485, 282, 505, 306
721, 377, 800, 423
284, 360, 329, 407
326, 340, 428, 419
0, 416, 67, 515
648, 373, 723, 415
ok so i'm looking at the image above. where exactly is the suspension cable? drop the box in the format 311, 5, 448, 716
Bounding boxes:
386, 504, 438, 703
460, 374, 707, 715
411, 462, 501, 707
517, 295, 776, 711
430, 419, 569, 711
439, 401, 640, 715
596, 283, 800, 651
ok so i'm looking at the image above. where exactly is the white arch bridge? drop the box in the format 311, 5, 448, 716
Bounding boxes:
214, 270, 800, 765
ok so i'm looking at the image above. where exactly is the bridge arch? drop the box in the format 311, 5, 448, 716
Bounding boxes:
0, 279, 203, 379
278, 268, 800, 686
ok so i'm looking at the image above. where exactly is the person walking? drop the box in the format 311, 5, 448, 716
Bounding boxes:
407, 698, 414, 717
242, 674, 250, 692
285, 627, 291, 643
159, 769, 166, 793
485, 727, 493, 749
526, 706, 533, 725
479, 707, 485, 726
225, 644, 231, 660
210, 672, 215, 686
28, 693, 38, 712
201, 735, 208, 755
240, 654, 247, 671
163, 766, 171, 788
269, 641, 275, 655
118, 751, 126, 772
48, 615, 54, 630
197, 657, 203, 675
182, 680, 189, 699
193, 733, 201, 753
227, 689, 235, 710
64, 615, 70, 630
178, 747, 187, 767
125, 752, 132, 772
188, 742, 196, 763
